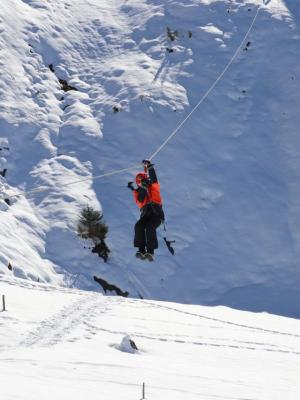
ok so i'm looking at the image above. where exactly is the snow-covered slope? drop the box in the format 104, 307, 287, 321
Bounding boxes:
1, 278, 300, 399
1, 0, 300, 317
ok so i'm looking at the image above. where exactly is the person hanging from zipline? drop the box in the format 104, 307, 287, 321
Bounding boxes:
128, 160, 164, 261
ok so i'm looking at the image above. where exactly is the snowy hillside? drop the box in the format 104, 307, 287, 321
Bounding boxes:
1, 278, 300, 399
1, 0, 300, 317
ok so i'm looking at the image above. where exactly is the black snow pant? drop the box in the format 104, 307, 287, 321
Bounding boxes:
134, 204, 163, 252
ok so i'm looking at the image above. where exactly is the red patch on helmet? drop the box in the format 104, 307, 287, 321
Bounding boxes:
135, 172, 148, 185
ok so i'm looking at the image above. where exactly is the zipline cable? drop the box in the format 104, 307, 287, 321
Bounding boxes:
3, 164, 139, 200
148, 4, 261, 161
2, 4, 262, 201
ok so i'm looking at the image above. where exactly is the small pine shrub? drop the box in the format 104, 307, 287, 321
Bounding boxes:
78, 205, 110, 262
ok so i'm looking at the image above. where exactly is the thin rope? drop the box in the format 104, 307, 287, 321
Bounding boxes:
148, 5, 261, 161
2, 5, 261, 201
3, 164, 139, 200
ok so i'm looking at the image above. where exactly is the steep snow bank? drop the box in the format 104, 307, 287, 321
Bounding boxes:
0, 0, 300, 317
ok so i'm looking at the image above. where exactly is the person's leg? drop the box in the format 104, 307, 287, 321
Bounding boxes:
134, 217, 147, 253
145, 215, 161, 255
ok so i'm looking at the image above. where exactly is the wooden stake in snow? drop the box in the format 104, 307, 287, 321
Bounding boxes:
140, 382, 145, 400
2, 295, 6, 311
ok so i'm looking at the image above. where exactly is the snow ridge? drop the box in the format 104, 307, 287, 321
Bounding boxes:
1, 0, 300, 318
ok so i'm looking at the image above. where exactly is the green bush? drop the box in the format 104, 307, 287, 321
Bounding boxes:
78, 205, 110, 262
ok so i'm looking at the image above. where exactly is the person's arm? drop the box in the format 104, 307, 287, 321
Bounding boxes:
143, 160, 158, 184
148, 164, 158, 184
136, 186, 148, 202
128, 181, 148, 202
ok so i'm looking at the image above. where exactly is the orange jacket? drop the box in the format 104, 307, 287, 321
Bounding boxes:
133, 182, 163, 209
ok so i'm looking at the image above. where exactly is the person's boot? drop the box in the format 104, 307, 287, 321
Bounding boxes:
144, 248, 154, 262
135, 247, 146, 260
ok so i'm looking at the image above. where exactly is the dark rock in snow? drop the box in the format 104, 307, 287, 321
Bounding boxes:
59, 79, 78, 92
93, 276, 129, 297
